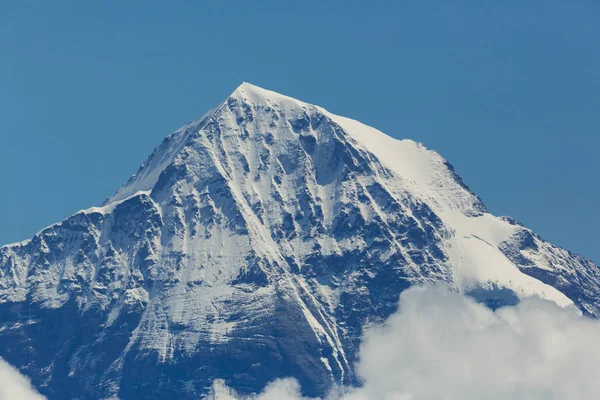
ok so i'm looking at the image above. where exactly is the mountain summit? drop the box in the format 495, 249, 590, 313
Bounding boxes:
1, 83, 599, 399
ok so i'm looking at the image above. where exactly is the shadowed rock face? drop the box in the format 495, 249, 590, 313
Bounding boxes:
1, 83, 599, 399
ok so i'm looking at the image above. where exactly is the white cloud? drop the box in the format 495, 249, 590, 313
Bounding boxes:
255, 379, 313, 400
0, 358, 46, 400
245, 285, 600, 400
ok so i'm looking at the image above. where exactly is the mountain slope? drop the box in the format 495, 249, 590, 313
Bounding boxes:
0, 83, 598, 399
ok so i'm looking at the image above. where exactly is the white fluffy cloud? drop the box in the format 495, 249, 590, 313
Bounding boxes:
254, 379, 312, 400
0, 358, 46, 400
247, 285, 600, 400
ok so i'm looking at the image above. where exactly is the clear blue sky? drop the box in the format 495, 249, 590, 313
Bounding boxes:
1, 1, 598, 262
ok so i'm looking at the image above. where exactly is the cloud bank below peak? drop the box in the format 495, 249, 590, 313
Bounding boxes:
218, 285, 600, 400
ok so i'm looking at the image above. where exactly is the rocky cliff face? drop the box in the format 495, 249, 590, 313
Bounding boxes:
1, 83, 598, 399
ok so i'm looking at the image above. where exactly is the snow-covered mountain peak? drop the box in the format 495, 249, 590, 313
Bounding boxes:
106, 83, 470, 211
21, 84, 585, 309
1, 84, 599, 399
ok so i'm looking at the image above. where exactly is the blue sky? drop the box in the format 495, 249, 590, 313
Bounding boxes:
1, 1, 598, 262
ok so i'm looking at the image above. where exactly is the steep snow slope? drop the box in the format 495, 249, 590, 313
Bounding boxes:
0, 83, 598, 399
323, 109, 573, 307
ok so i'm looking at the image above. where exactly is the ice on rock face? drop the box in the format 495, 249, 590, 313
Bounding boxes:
0, 82, 599, 399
